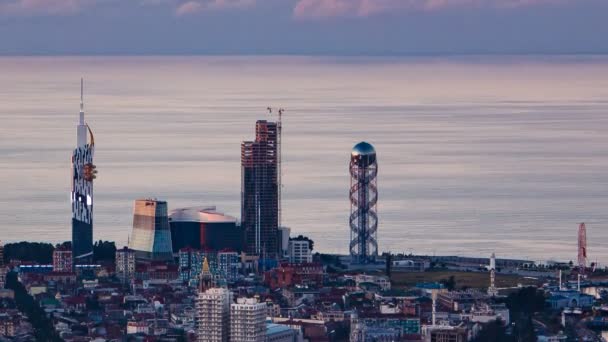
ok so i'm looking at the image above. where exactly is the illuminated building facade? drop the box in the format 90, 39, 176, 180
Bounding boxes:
71, 79, 96, 264
129, 199, 173, 261
241, 120, 279, 258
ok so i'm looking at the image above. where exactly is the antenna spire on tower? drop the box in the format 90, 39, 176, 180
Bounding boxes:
80, 78, 84, 111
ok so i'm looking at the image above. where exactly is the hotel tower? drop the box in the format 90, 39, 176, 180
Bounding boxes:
71, 79, 96, 264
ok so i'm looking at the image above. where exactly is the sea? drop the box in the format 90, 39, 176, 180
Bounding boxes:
0, 55, 607, 263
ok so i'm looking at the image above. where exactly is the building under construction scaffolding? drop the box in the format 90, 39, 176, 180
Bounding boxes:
241, 120, 279, 258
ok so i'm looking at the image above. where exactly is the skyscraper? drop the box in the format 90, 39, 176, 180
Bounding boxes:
196, 287, 232, 342
241, 120, 279, 258
349, 142, 379, 264
129, 199, 173, 261
71, 79, 96, 264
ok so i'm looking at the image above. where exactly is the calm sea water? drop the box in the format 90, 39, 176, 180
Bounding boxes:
0, 56, 607, 263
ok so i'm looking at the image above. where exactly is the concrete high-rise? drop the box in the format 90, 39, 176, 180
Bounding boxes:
196, 287, 232, 342
129, 199, 173, 261
71, 79, 96, 264
349, 142, 379, 264
241, 120, 279, 258
230, 298, 266, 342
116, 247, 136, 284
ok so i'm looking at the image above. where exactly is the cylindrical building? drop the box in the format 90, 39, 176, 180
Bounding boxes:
349, 142, 378, 264
169, 207, 243, 253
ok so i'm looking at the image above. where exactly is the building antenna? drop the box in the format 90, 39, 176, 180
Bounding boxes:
80, 78, 84, 111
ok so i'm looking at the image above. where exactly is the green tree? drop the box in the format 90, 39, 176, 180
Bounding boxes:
5, 272, 63, 341
4, 242, 55, 264
93, 240, 117, 262
440, 275, 456, 290
471, 319, 513, 342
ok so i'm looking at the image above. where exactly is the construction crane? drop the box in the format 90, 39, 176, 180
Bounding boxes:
267, 107, 284, 229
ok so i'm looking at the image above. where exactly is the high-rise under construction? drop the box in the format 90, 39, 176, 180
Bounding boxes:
241, 120, 279, 258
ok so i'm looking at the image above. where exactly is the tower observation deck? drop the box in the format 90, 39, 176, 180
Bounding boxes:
349, 142, 378, 264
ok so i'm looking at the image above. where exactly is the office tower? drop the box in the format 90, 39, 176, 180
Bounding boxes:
129, 199, 173, 261
230, 298, 266, 342
71, 79, 96, 264
217, 250, 239, 282
196, 287, 232, 342
116, 247, 136, 284
241, 120, 279, 258
288, 239, 313, 264
169, 207, 243, 253
349, 142, 379, 264
52, 246, 73, 272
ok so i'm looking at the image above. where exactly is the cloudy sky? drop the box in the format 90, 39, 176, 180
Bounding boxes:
0, 0, 607, 55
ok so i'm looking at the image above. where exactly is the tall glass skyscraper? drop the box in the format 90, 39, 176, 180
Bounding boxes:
129, 199, 174, 261
241, 120, 279, 258
71, 79, 96, 264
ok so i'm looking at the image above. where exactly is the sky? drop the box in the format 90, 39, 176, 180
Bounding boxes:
0, 0, 607, 55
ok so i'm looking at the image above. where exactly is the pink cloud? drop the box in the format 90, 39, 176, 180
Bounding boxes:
176, 0, 202, 15
175, 0, 255, 16
294, 0, 573, 19
0, 0, 88, 15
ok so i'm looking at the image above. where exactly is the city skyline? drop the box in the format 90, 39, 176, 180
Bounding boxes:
1, 56, 606, 262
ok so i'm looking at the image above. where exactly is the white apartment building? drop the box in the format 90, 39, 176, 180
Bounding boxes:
197, 288, 232, 342
115, 247, 136, 284
288, 240, 312, 264
230, 298, 266, 342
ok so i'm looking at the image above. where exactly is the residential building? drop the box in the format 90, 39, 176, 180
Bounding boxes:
288, 239, 312, 264
230, 297, 266, 342
351, 312, 421, 342
52, 246, 73, 272
115, 247, 136, 284
196, 288, 232, 342
217, 250, 239, 282
179, 247, 203, 286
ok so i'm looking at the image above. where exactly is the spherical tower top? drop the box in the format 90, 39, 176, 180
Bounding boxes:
351, 141, 376, 157
351, 141, 377, 167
